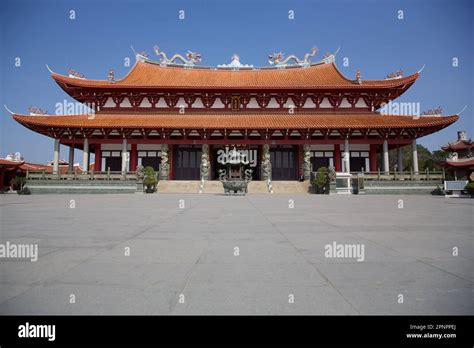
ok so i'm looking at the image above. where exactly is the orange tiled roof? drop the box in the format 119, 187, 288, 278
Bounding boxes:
51, 61, 419, 90
442, 158, 474, 168
13, 112, 458, 130
0, 159, 24, 167
19, 162, 83, 173
441, 140, 472, 151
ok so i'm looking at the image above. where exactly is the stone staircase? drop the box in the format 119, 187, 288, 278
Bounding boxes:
156, 180, 312, 194
156, 180, 201, 193
202, 180, 224, 194
270, 181, 311, 194
25, 179, 137, 194
247, 181, 270, 193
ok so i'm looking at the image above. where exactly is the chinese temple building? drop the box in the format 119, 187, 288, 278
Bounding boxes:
440, 130, 473, 180
11, 47, 459, 182
0, 155, 84, 191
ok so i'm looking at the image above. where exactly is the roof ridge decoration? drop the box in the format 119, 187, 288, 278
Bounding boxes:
27, 106, 48, 115
67, 69, 85, 79
217, 54, 254, 70
268, 47, 318, 68
421, 106, 444, 116
152, 45, 202, 67
385, 70, 404, 80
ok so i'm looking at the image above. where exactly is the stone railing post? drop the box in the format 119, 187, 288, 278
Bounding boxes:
160, 144, 170, 180
261, 144, 271, 181
200, 144, 210, 181
302, 144, 311, 180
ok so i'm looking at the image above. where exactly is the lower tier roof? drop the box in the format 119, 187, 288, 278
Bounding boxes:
441, 157, 474, 168
13, 112, 457, 130
12, 112, 458, 141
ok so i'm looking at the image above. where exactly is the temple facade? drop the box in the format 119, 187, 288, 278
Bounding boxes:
11, 47, 458, 181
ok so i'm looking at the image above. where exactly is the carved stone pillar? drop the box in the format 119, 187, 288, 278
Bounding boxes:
160, 144, 170, 180
302, 144, 311, 180
383, 139, 389, 174
200, 144, 210, 180
412, 139, 419, 174
82, 138, 89, 174
261, 144, 272, 180
53, 139, 60, 175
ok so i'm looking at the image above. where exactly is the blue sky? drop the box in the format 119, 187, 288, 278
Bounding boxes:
1, 0, 472, 163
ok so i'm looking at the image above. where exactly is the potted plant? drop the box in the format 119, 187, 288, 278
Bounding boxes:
12, 176, 31, 195
12, 176, 26, 191
464, 181, 474, 197
143, 166, 158, 193
312, 167, 330, 194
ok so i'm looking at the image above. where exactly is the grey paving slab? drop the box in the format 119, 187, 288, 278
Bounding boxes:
185, 263, 327, 287
170, 283, 357, 315
198, 240, 307, 264
0, 283, 177, 315
48, 261, 195, 289
315, 261, 472, 291
338, 287, 474, 315
0, 247, 105, 285
0, 194, 472, 315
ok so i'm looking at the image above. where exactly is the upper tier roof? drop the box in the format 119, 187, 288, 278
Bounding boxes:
51, 61, 420, 90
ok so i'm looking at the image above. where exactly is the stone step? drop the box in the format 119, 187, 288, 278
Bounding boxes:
156, 180, 200, 193
247, 181, 269, 194
202, 181, 224, 194
270, 181, 311, 194
26, 179, 137, 194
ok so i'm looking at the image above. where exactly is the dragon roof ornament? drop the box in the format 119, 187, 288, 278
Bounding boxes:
268, 47, 318, 68
268, 47, 339, 68
129, 45, 340, 69
153, 46, 202, 67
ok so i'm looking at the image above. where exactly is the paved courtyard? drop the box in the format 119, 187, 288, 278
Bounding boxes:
0, 193, 472, 315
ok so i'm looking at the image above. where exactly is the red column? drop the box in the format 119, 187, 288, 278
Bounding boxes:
369, 144, 377, 172
334, 144, 341, 172
0, 169, 4, 190
208, 144, 213, 180
297, 145, 303, 178
130, 144, 138, 172
94, 144, 101, 172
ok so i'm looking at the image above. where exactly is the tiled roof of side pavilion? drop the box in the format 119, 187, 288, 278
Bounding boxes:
51, 61, 420, 90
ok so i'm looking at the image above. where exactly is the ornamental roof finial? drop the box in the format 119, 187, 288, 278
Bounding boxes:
217, 54, 253, 69
356, 69, 362, 84
68, 69, 85, 79
27, 106, 48, 115
108, 68, 115, 82
386, 70, 404, 79
421, 106, 443, 116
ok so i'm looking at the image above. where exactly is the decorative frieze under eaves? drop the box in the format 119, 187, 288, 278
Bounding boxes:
74, 91, 398, 112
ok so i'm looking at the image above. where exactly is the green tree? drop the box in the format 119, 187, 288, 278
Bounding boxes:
143, 166, 158, 193
379, 144, 443, 172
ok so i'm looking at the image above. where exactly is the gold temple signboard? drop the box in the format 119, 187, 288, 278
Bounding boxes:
231, 95, 240, 111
